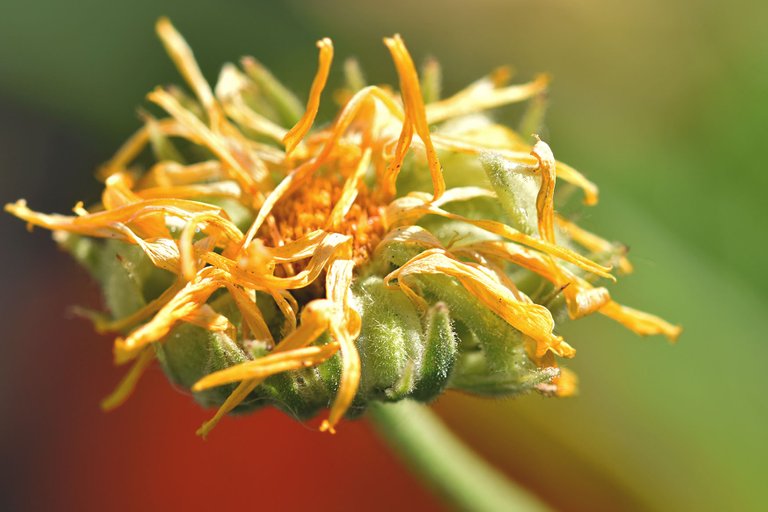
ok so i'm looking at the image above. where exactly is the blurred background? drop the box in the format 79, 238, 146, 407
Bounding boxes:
1, 1, 766, 510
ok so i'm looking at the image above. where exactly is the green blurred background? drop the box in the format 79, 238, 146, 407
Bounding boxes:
1, 1, 766, 510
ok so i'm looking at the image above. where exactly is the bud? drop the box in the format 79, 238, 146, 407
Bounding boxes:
6, 18, 680, 436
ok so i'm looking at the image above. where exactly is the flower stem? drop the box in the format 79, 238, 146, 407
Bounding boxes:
369, 400, 550, 512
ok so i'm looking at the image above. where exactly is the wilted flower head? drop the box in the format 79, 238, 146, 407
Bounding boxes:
6, 18, 680, 436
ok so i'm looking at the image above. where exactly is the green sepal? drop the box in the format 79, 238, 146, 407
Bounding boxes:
241, 57, 304, 127
376, 237, 554, 396
343, 58, 367, 93
517, 92, 548, 144
418, 197, 506, 247
197, 197, 255, 233
55, 232, 102, 279
420, 58, 442, 104
411, 302, 457, 402
449, 352, 559, 397
257, 333, 343, 421
397, 150, 492, 196
354, 276, 424, 401
155, 321, 249, 409
420, 275, 527, 372
147, 116, 185, 163
57, 237, 152, 319
480, 151, 539, 235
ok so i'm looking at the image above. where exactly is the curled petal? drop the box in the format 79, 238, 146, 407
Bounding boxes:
387, 196, 614, 280
114, 270, 227, 364
457, 240, 611, 319
215, 63, 288, 143
283, 38, 334, 156
321, 252, 361, 433
205, 233, 351, 291
5, 198, 221, 239
100, 347, 155, 411
552, 367, 578, 397
599, 301, 682, 341
531, 138, 557, 244
156, 17, 218, 121
385, 249, 574, 359
192, 342, 340, 391
197, 298, 338, 437
327, 148, 372, 229
384, 34, 445, 200
556, 214, 633, 274
426, 74, 549, 124
148, 88, 264, 198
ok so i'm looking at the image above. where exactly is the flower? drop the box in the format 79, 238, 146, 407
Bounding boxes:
5, 18, 680, 436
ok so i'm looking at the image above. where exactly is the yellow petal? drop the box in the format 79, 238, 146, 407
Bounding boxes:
555, 161, 599, 206
531, 138, 557, 244
327, 148, 372, 229
552, 367, 578, 397
385, 249, 574, 359
320, 252, 361, 433
205, 233, 352, 291
196, 298, 338, 437
180, 212, 244, 281
155, 17, 220, 125
457, 240, 610, 319
91, 279, 186, 334
283, 38, 334, 156
225, 284, 275, 346
599, 301, 682, 341
384, 34, 445, 200
100, 347, 155, 411
182, 303, 236, 340
381, 112, 414, 199
426, 66, 511, 115
5, 198, 221, 239
102, 172, 170, 239
426, 74, 549, 124
117, 225, 180, 274
196, 380, 260, 438
148, 88, 263, 200
97, 122, 162, 180
556, 214, 633, 274
387, 196, 614, 280
139, 160, 225, 188
136, 181, 241, 201
215, 63, 288, 144
114, 269, 228, 364
427, 133, 598, 205
378, 225, 444, 251
192, 342, 340, 391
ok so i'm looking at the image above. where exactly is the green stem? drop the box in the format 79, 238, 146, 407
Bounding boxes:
369, 400, 550, 512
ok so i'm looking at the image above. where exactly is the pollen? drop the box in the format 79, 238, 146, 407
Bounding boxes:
267, 176, 385, 267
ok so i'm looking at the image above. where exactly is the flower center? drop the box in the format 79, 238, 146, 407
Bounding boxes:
268, 176, 386, 268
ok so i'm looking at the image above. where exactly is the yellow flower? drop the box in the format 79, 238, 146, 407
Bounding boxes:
5, 18, 680, 436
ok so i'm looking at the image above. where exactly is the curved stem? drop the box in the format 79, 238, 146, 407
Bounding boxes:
369, 400, 550, 512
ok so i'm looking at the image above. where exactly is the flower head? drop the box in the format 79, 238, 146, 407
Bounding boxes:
5, 18, 680, 435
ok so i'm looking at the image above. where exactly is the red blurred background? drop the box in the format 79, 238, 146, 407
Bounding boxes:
3, 257, 445, 511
